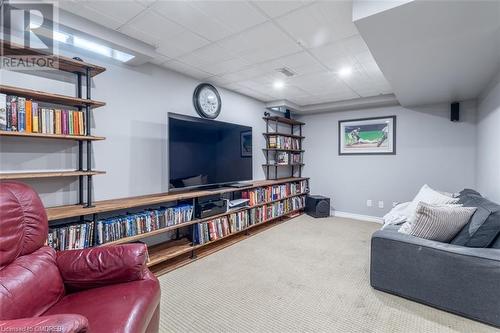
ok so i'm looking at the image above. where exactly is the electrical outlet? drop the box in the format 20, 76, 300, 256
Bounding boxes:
393, 202, 399, 208
378, 201, 384, 208
366, 200, 372, 207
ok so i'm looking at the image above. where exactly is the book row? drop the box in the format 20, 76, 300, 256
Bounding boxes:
0, 93, 87, 135
194, 195, 306, 244
268, 135, 301, 150
241, 180, 308, 206
96, 204, 194, 245
48, 221, 94, 251
275, 152, 302, 165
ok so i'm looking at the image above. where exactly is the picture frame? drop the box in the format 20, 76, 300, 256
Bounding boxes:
240, 130, 252, 157
338, 116, 396, 155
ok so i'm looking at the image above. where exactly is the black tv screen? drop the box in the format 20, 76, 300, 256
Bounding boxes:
168, 113, 252, 190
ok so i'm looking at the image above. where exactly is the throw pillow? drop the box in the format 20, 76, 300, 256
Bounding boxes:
406, 184, 459, 223
399, 202, 477, 242
450, 190, 500, 247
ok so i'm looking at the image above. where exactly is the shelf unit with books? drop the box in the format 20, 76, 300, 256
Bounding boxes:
44, 177, 309, 275
0, 39, 106, 207
263, 116, 305, 179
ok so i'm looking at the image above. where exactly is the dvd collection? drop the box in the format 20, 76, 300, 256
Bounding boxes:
195, 196, 306, 244
268, 135, 300, 150
275, 152, 302, 165
96, 204, 194, 245
241, 180, 308, 206
0, 93, 86, 135
48, 221, 94, 251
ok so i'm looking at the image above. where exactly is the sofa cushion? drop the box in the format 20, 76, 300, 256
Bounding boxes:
0, 246, 65, 320
491, 234, 500, 249
451, 190, 500, 247
44, 271, 160, 333
399, 202, 476, 242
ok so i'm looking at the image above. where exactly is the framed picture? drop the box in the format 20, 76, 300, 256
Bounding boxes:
240, 130, 252, 157
338, 116, 396, 155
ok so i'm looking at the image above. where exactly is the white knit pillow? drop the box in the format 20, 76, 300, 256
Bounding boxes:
399, 202, 476, 242
405, 184, 459, 223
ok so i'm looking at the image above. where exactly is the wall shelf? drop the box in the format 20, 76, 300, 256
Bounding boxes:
262, 148, 304, 152
263, 116, 305, 126
0, 40, 106, 77
45, 177, 309, 221
262, 132, 305, 139
0, 170, 105, 180
0, 85, 105, 109
0, 130, 105, 141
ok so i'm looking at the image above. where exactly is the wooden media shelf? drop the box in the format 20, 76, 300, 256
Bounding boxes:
0, 170, 105, 180
0, 130, 105, 141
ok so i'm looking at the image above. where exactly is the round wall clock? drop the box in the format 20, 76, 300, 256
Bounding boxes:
193, 83, 222, 119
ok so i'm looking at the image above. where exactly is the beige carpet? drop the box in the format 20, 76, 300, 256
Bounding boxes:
158, 215, 499, 333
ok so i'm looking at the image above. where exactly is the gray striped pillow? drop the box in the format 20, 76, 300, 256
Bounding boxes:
399, 202, 477, 242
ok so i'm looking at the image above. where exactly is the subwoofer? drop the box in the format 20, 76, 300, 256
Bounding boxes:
305, 195, 330, 218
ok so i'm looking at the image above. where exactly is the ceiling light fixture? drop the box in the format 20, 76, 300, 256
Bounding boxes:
273, 80, 285, 89
338, 66, 352, 78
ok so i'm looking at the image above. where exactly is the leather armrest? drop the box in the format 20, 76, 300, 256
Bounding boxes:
56, 243, 148, 292
0, 314, 88, 333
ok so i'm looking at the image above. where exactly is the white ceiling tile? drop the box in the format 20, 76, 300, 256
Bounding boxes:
276, 1, 358, 48
176, 43, 237, 68
152, 1, 232, 41
218, 22, 302, 64
82, 1, 146, 28
219, 66, 270, 83
56, 1, 124, 30
191, 1, 268, 34
204, 57, 251, 76
157, 31, 210, 58
149, 54, 170, 66
118, 8, 185, 47
161, 60, 212, 80
251, 1, 310, 18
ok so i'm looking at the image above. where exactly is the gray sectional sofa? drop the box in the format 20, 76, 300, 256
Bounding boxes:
370, 190, 500, 328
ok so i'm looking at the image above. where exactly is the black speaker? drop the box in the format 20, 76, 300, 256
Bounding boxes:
305, 195, 330, 218
451, 102, 459, 122
284, 109, 291, 119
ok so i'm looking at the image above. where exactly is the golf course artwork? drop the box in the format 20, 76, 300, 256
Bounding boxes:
338, 116, 396, 155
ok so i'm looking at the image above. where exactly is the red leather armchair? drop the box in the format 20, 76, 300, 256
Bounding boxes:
0, 182, 161, 333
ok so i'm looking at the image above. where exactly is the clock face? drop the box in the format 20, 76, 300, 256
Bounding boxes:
193, 83, 221, 119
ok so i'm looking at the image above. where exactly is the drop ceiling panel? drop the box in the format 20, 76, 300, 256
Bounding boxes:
151, 1, 232, 41
58, 0, 394, 108
252, 1, 310, 18
276, 1, 358, 49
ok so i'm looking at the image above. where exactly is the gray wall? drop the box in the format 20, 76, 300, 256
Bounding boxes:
477, 72, 500, 202
0, 54, 269, 207
297, 102, 477, 217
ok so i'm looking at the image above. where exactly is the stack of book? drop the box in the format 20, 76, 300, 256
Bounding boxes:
228, 210, 250, 232
268, 135, 300, 150
95, 204, 193, 245
48, 221, 94, 251
194, 216, 231, 245
0, 93, 86, 135
250, 195, 306, 224
241, 181, 308, 206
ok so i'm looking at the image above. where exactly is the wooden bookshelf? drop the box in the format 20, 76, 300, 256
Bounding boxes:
147, 238, 194, 267
263, 148, 304, 152
46, 177, 308, 221
262, 163, 305, 167
0, 170, 105, 180
0, 85, 105, 108
0, 40, 106, 76
263, 116, 305, 126
263, 117, 305, 180
0, 130, 105, 141
262, 132, 305, 139
98, 191, 307, 246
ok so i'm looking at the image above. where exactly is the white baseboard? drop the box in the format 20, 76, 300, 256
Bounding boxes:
332, 210, 383, 224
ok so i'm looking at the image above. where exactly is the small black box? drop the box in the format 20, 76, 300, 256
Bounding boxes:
305, 195, 330, 218
195, 198, 227, 219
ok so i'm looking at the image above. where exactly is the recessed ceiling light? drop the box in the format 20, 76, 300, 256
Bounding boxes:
273, 80, 285, 89
338, 66, 352, 78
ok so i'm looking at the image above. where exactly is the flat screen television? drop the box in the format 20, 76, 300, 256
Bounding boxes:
168, 113, 252, 190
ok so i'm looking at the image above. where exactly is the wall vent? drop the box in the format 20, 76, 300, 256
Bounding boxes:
276, 67, 296, 77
